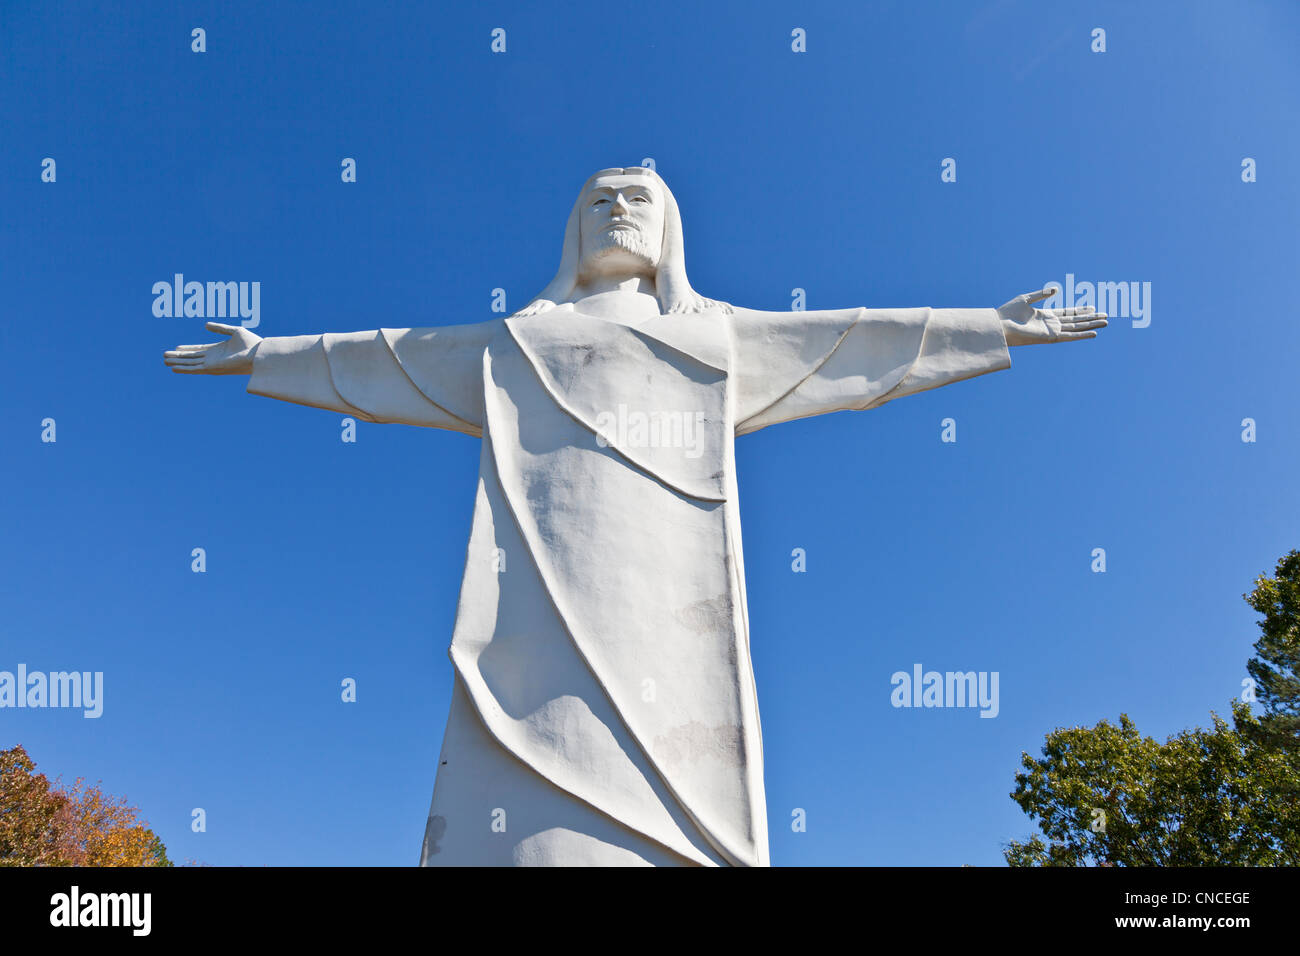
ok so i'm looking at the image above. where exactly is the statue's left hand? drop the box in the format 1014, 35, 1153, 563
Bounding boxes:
998, 289, 1107, 347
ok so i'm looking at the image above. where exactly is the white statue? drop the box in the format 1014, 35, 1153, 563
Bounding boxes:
165, 167, 1105, 866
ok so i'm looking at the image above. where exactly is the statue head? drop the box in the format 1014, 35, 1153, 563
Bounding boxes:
512, 167, 732, 316
577, 171, 665, 281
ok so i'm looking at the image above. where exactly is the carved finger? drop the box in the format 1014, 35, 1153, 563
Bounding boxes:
204, 322, 241, 335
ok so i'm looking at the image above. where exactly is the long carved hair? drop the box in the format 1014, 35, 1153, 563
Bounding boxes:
511, 167, 732, 317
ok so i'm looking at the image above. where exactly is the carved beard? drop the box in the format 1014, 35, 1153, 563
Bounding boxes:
583, 225, 659, 275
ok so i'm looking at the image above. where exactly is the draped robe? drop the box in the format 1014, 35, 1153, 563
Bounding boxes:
246, 303, 1010, 866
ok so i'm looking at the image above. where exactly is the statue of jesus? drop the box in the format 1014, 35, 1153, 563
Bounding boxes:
164, 167, 1106, 867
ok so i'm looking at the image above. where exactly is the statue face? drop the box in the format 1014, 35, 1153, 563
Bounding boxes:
578, 174, 665, 278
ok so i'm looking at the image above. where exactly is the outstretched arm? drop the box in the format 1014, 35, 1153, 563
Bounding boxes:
731, 290, 1105, 434
164, 321, 496, 436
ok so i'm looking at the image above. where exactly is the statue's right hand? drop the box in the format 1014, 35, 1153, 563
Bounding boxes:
163, 322, 262, 375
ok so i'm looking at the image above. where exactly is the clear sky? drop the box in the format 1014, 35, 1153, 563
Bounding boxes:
2, 0, 1298, 866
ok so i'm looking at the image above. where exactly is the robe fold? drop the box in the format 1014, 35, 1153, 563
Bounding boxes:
246, 304, 1010, 866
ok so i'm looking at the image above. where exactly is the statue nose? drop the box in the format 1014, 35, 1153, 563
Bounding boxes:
611, 194, 631, 214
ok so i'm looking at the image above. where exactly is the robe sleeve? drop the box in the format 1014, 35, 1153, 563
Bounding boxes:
730, 307, 1010, 435
246, 321, 500, 436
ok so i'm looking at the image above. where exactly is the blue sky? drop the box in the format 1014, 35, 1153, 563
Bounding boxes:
2, 0, 1298, 866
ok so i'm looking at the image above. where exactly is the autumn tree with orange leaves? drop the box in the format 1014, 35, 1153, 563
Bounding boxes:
0, 745, 170, 867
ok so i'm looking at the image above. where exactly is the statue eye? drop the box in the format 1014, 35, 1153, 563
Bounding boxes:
632, 196, 650, 203
592, 198, 609, 206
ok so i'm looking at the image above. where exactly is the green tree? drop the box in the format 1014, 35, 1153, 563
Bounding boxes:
1240, 549, 1300, 751
1006, 549, 1300, 866
1005, 706, 1300, 865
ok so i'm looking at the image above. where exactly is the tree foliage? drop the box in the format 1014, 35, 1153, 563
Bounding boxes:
1006, 550, 1300, 866
1240, 549, 1300, 750
0, 745, 171, 867
1006, 707, 1299, 865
